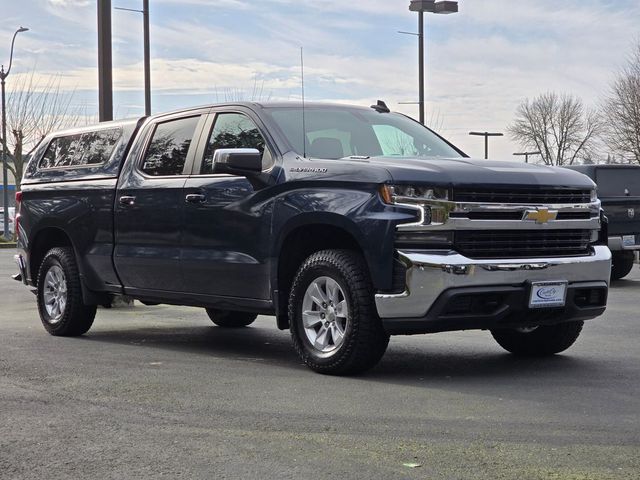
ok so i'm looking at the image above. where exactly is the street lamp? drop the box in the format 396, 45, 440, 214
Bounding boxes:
404, 0, 458, 125
469, 131, 503, 159
513, 151, 541, 164
1, 26, 29, 240
115, 0, 151, 116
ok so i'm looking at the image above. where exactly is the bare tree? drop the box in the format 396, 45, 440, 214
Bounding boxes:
214, 76, 273, 103
602, 43, 640, 163
508, 92, 600, 166
0, 71, 82, 190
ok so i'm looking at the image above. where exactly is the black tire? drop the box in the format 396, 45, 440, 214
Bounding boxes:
205, 309, 257, 328
491, 321, 584, 356
611, 251, 635, 281
36, 247, 97, 336
289, 249, 389, 375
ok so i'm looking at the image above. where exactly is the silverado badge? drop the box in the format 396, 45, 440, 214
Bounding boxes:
524, 208, 558, 224
290, 167, 328, 173
628, 208, 635, 219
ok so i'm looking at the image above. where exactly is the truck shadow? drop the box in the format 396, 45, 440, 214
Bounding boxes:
83, 319, 608, 388
609, 278, 640, 289
85, 322, 303, 369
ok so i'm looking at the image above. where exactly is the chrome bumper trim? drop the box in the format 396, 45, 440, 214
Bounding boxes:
375, 246, 612, 319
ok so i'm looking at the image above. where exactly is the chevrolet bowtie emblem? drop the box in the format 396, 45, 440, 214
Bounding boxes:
524, 208, 558, 224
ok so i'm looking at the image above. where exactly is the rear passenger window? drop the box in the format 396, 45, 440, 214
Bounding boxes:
141, 116, 200, 176
39, 128, 122, 169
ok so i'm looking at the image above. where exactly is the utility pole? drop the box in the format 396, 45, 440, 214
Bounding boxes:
143, 0, 150, 116
469, 131, 504, 159
513, 151, 541, 164
115, 0, 151, 116
1, 26, 29, 240
418, 10, 425, 125
98, 0, 113, 121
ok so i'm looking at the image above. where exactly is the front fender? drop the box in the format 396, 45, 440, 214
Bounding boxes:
271, 186, 406, 290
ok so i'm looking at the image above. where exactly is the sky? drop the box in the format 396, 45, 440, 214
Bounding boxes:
1, 0, 639, 160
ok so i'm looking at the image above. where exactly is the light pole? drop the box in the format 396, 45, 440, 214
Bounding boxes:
115, 0, 151, 116
469, 131, 503, 159
1, 26, 29, 240
98, 0, 113, 121
513, 151, 541, 164
404, 0, 458, 125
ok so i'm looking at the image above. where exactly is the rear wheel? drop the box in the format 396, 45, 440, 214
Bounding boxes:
289, 249, 389, 375
37, 247, 97, 336
611, 251, 634, 280
491, 321, 584, 356
205, 309, 257, 328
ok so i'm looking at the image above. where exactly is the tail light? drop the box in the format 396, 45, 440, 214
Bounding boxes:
14, 191, 22, 237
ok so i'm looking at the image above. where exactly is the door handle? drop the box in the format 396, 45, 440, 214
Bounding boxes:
119, 195, 136, 206
185, 194, 206, 204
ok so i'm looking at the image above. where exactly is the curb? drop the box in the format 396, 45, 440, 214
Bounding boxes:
0, 243, 17, 249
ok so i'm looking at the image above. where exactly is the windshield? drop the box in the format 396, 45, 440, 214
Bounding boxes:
265, 106, 463, 160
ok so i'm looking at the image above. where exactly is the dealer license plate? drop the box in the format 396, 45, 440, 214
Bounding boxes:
622, 235, 637, 247
529, 281, 568, 309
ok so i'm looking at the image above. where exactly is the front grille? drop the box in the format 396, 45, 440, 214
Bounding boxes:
454, 188, 591, 204
455, 230, 592, 258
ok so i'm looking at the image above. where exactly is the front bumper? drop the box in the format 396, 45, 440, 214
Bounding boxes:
375, 245, 611, 335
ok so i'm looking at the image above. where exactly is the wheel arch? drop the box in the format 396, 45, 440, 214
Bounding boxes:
273, 214, 368, 330
29, 226, 76, 283
28, 226, 108, 306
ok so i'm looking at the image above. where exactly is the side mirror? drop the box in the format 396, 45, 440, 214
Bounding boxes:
213, 148, 262, 175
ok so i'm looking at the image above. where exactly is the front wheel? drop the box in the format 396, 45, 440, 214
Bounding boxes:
205, 309, 257, 328
289, 249, 389, 375
37, 247, 97, 336
611, 251, 635, 280
491, 321, 584, 356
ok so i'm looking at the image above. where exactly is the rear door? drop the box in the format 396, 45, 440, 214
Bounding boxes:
181, 108, 276, 300
114, 111, 207, 293
597, 167, 640, 237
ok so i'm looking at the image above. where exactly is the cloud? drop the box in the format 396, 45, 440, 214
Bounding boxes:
48, 0, 90, 6
5, 0, 640, 160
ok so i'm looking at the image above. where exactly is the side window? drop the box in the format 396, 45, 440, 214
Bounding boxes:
39, 128, 122, 169
141, 116, 200, 176
202, 113, 272, 174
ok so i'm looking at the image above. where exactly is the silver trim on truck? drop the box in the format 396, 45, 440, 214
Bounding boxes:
395, 198, 601, 231
375, 246, 611, 319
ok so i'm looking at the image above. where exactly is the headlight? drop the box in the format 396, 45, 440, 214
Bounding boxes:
379, 184, 450, 226
590, 189, 598, 203
379, 184, 449, 204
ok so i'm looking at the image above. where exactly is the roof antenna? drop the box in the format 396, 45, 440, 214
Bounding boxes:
371, 100, 390, 113
300, 46, 307, 158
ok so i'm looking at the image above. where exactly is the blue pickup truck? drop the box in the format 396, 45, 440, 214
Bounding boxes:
13, 102, 611, 374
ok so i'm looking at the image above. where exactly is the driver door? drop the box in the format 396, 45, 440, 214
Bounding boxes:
181, 109, 276, 300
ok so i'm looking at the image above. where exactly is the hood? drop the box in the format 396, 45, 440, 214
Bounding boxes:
365, 157, 596, 190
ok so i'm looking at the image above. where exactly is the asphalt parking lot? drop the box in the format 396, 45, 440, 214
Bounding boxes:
1, 249, 639, 479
